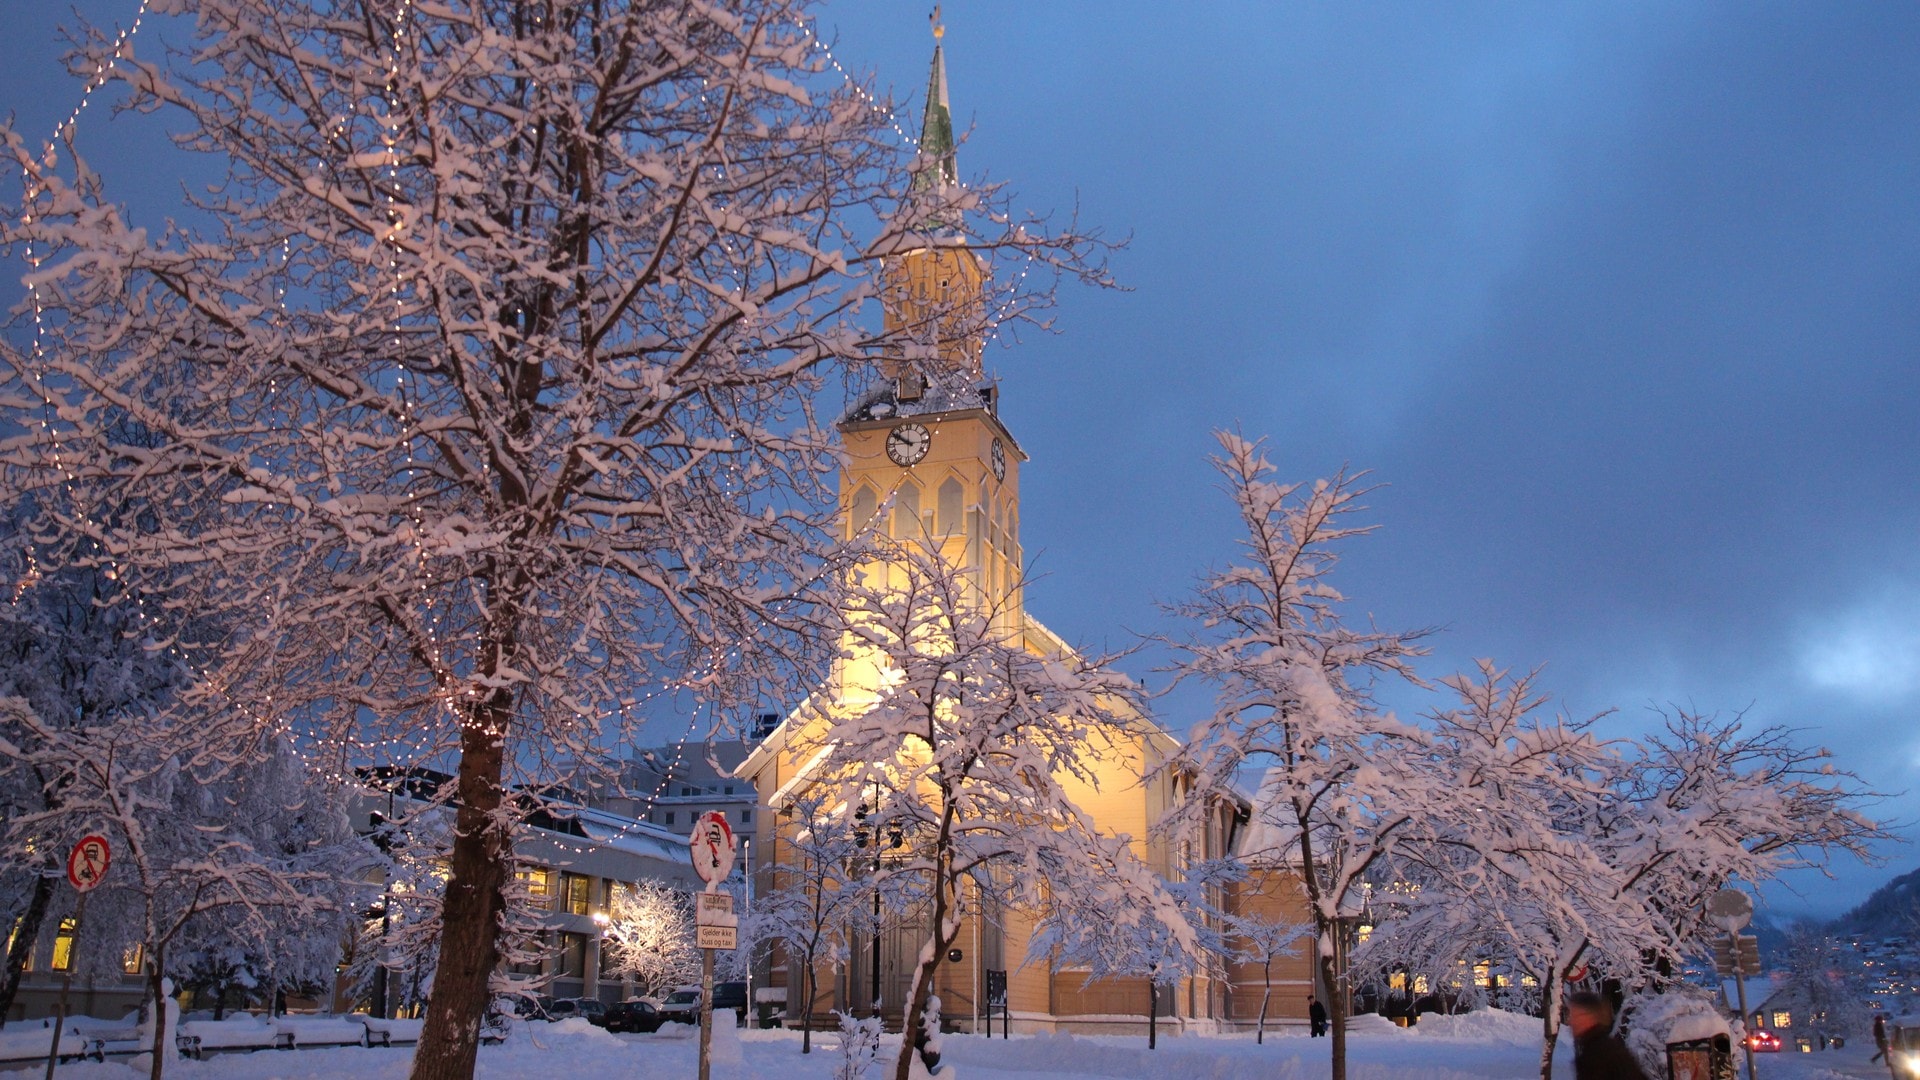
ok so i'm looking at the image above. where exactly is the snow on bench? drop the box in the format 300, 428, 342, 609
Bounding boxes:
355, 1015, 425, 1046
271, 1015, 370, 1049
177, 1014, 290, 1058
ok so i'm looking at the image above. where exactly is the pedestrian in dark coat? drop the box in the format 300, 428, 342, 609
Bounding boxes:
1873, 1013, 1889, 1064
1566, 992, 1650, 1080
1308, 996, 1328, 1037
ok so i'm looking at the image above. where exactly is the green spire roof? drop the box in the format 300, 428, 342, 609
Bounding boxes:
916, 37, 957, 190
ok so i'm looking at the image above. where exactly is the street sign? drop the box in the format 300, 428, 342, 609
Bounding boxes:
1707, 888, 1753, 933
696, 923, 738, 951
1712, 933, 1762, 977
65, 835, 110, 893
689, 811, 735, 888
695, 891, 735, 926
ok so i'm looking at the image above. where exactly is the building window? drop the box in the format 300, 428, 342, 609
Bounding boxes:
50, 918, 76, 972
741, 809, 753, 824
893, 481, 921, 539
558, 933, 588, 979
849, 485, 879, 538
724, 785, 733, 795
516, 866, 554, 902
123, 944, 144, 975
561, 873, 591, 916
938, 478, 964, 534
1772, 1011, 1792, 1028
664, 812, 675, 826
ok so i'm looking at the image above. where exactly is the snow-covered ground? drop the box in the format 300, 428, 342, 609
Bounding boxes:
3, 1011, 1897, 1080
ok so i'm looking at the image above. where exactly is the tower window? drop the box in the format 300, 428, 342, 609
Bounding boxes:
893, 482, 922, 540
938, 478, 964, 535
850, 485, 879, 539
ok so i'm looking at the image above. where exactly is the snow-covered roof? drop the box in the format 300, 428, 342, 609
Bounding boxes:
1235, 767, 1303, 867
840, 373, 998, 427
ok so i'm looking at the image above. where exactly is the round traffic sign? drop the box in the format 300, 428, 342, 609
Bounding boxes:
689, 811, 735, 886
66, 835, 111, 893
1707, 888, 1753, 932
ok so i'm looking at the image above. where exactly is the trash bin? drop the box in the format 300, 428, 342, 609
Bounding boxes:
1666, 1034, 1734, 1080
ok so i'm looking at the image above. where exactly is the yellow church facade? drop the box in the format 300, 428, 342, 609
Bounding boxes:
735, 28, 1316, 1037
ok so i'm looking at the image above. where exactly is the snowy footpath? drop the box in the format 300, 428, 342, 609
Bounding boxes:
4, 1010, 1894, 1080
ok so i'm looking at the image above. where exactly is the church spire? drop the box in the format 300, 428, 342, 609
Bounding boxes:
918, 8, 957, 189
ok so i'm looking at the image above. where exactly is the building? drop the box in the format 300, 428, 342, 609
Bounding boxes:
349, 770, 707, 1014
735, 25, 1313, 1037
597, 739, 765, 838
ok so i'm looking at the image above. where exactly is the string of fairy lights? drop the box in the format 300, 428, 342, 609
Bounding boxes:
12, 4, 1036, 861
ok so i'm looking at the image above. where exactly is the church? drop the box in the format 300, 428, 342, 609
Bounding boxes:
735, 24, 1317, 1037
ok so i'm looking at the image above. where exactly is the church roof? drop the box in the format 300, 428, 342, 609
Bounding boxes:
839, 372, 994, 426
916, 23, 957, 190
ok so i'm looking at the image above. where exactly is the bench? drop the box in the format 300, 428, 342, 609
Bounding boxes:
355, 1016, 425, 1047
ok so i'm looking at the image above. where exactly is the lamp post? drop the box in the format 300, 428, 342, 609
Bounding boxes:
591, 910, 611, 1003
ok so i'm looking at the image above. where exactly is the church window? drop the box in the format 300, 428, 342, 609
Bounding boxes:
938, 478, 964, 534
893, 482, 922, 539
849, 485, 879, 539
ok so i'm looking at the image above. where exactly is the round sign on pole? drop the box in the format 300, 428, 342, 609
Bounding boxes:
1707, 888, 1753, 933
66, 835, 111, 893
689, 811, 735, 888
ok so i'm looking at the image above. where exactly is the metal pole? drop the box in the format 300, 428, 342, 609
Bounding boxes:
871, 849, 882, 1020
742, 838, 751, 1028
44, 892, 87, 1080
699, 946, 715, 1080
1731, 936, 1757, 1080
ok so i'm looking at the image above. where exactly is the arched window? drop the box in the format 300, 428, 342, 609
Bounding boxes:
938, 477, 964, 535
893, 482, 922, 539
849, 485, 879, 538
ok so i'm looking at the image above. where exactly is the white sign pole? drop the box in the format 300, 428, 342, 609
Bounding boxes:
689, 811, 735, 1080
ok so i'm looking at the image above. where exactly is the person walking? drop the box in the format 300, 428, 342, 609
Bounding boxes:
1872, 1013, 1889, 1064
1308, 995, 1328, 1038
1565, 992, 1650, 1080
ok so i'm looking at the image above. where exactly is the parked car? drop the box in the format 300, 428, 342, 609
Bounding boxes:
546, 998, 608, 1026
604, 999, 666, 1034
1746, 1030, 1781, 1053
711, 981, 748, 1022
493, 994, 551, 1021
658, 987, 701, 1024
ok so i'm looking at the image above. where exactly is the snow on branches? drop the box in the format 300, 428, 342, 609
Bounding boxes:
1, 1, 1105, 1075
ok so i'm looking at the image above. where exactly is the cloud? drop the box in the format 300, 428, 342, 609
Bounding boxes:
1796, 587, 1920, 704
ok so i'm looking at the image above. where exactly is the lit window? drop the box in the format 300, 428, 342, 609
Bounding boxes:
561, 873, 591, 916
123, 944, 144, 975
516, 867, 554, 901
50, 918, 75, 972
1414, 975, 1430, 994
1772, 1011, 1791, 1029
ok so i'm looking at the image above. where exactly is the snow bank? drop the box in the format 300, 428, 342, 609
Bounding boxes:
1409, 1008, 1541, 1045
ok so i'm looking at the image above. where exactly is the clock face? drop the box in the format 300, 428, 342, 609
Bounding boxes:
886, 422, 931, 467
990, 438, 1007, 481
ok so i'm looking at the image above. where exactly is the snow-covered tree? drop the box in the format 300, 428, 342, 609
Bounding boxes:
2, 1, 1100, 1075
603, 878, 700, 1000
1758, 927, 1874, 1046
1224, 902, 1311, 1045
754, 791, 869, 1052
0, 522, 186, 1026
1369, 661, 1622, 1080
1157, 433, 1431, 1080
801, 537, 1194, 1080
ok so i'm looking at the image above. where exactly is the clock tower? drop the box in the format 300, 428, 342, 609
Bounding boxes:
839, 21, 1024, 626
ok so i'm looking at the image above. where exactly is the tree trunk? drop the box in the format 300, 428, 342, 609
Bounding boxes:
147, 955, 167, 1080
1257, 981, 1269, 1045
0, 872, 54, 1028
891, 864, 957, 1080
1148, 981, 1157, 1049
1319, 939, 1347, 1080
800, 954, 813, 1054
408, 700, 513, 1080
1537, 969, 1560, 1080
